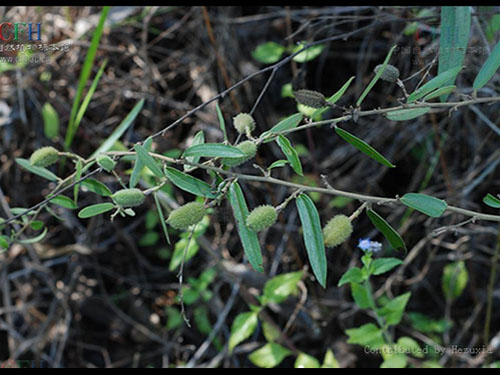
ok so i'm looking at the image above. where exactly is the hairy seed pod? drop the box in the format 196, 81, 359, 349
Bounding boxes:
29, 146, 59, 167
293, 89, 328, 108
246, 205, 278, 232
96, 154, 117, 172
374, 64, 400, 83
323, 214, 353, 248
167, 201, 206, 230
112, 188, 145, 208
233, 113, 256, 135
222, 141, 257, 167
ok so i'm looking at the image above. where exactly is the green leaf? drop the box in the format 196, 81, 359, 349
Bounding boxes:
321, 349, 340, 368
268, 160, 289, 170
184, 131, 205, 172
19, 227, 48, 244
65, 6, 110, 149
372, 258, 403, 276
396, 337, 424, 358
134, 144, 164, 178
292, 42, 325, 63
335, 127, 395, 168
49, 195, 78, 210
262, 271, 303, 305
252, 41, 285, 64
0, 235, 9, 250
474, 41, 500, 90
228, 311, 259, 353
130, 137, 153, 188
483, 193, 500, 208
73, 59, 108, 136
277, 135, 303, 176
215, 102, 227, 142
228, 182, 264, 273
345, 323, 385, 349
366, 209, 406, 251
78, 203, 115, 219
165, 306, 183, 331
338, 267, 366, 286
422, 85, 456, 101
386, 107, 431, 121
356, 45, 398, 107
350, 282, 372, 309
437, 6, 471, 101
165, 167, 216, 199
408, 312, 451, 334
41, 102, 59, 140
90, 98, 145, 158
295, 353, 320, 368
311, 76, 355, 119
15, 158, 59, 182
183, 143, 246, 159
296, 194, 327, 288
400, 193, 447, 217
74, 158, 83, 203
248, 343, 292, 368
169, 236, 199, 271
442, 261, 468, 300
378, 292, 411, 325
81, 178, 112, 197
154, 193, 170, 245
261, 113, 303, 140
406, 66, 463, 103
380, 354, 408, 368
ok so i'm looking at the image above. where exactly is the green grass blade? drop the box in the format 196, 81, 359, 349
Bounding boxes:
90, 98, 145, 158
473, 41, 500, 91
65, 6, 110, 149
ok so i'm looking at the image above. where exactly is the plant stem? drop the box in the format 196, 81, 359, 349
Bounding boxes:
483, 223, 500, 348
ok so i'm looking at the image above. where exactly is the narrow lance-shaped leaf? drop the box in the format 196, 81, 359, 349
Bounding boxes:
483, 193, 500, 208
261, 113, 303, 140
423, 86, 456, 101
130, 136, 153, 188
386, 107, 431, 121
228, 182, 264, 273
41, 102, 59, 140
366, 209, 406, 251
335, 126, 395, 168
19, 227, 48, 244
81, 178, 112, 197
183, 143, 246, 159
49, 195, 78, 210
407, 66, 462, 103
437, 6, 471, 101
90, 98, 145, 159
356, 45, 398, 107
78, 203, 115, 219
473, 41, 500, 91
164, 166, 217, 199
312, 76, 355, 119
228, 311, 259, 353
296, 193, 327, 288
134, 143, 164, 178
184, 131, 205, 172
276, 135, 303, 176
215, 102, 227, 142
153, 192, 170, 245
15, 158, 59, 182
400, 193, 447, 217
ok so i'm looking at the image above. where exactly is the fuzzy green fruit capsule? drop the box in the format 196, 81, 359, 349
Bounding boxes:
323, 214, 353, 248
233, 113, 256, 135
294, 89, 328, 108
246, 205, 277, 232
112, 188, 145, 208
167, 202, 206, 230
374, 64, 400, 83
29, 146, 59, 167
96, 154, 117, 172
222, 141, 257, 167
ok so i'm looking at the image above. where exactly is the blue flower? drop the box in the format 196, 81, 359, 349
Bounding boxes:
357, 238, 382, 253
